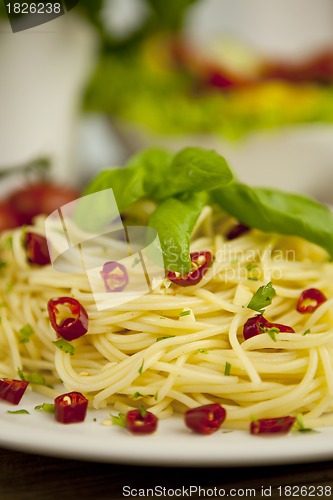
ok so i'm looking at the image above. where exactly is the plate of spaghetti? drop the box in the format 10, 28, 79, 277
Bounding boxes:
0, 146, 333, 466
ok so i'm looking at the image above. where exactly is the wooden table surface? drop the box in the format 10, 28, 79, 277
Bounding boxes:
0, 446, 332, 500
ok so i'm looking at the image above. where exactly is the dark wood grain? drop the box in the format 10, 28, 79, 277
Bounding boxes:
0, 447, 332, 500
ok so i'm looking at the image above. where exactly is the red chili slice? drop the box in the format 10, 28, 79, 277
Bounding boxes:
185, 403, 226, 435
250, 416, 296, 435
125, 409, 158, 434
226, 224, 250, 240
54, 391, 88, 424
100, 261, 129, 292
0, 378, 29, 405
47, 297, 89, 341
296, 288, 327, 313
167, 251, 213, 287
243, 314, 294, 340
25, 232, 51, 266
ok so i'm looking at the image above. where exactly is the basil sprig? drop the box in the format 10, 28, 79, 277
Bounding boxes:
78, 147, 233, 272
79, 146, 333, 273
83, 146, 232, 209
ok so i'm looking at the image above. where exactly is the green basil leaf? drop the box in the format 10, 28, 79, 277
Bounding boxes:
213, 183, 333, 258
76, 167, 145, 231
151, 147, 233, 200
149, 192, 207, 273
79, 147, 233, 231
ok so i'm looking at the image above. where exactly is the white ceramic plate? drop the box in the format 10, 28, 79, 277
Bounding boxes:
1, 391, 333, 466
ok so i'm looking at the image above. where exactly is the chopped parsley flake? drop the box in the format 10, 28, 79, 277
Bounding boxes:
0, 260, 7, 271
138, 360, 144, 374
35, 403, 55, 414
295, 414, 318, 433
246, 263, 260, 281
7, 409, 29, 415
224, 362, 232, 376
266, 327, 280, 342
18, 324, 34, 344
111, 412, 126, 427
247, 282, 276, 313
302, 328, 311, 336
156, 335, 175, 342
246, 263, 258, 272
198, 349, 208, 354
139, 405, 147, 418
25, 372, 46, 386
52, 339, 75, 355
179, 310, 191, 317
18, 369, 50, 387
133, 392, 143, 399
17, 368, 25, 381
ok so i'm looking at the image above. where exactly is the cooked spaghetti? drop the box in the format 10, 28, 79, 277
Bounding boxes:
1, 207, 333, 430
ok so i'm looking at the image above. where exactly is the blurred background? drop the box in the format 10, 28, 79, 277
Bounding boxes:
0, 0, 333, 230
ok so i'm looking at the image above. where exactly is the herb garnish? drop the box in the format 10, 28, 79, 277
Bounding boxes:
138, 360, 144, 374
52, 339, 76, 355
246, 263, 259, 281
133, 392, 144, 399
18, 324, 34, 344
7, 409, 29, 415
79, 146, 333, 272
247, 282, 276, 313
295, 414, 318, 433
179, 310, 191, 317
224, 362, 232, 376
265, 326, 280, 342
111, 413, 126, 427
35, 403, 55, 414
156, 335, 175, 342
139, 405, 147, 418
18, 368, 50, 387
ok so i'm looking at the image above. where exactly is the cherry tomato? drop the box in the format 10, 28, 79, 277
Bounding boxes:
0, 201, 20, 232
7, 182, 80, 225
